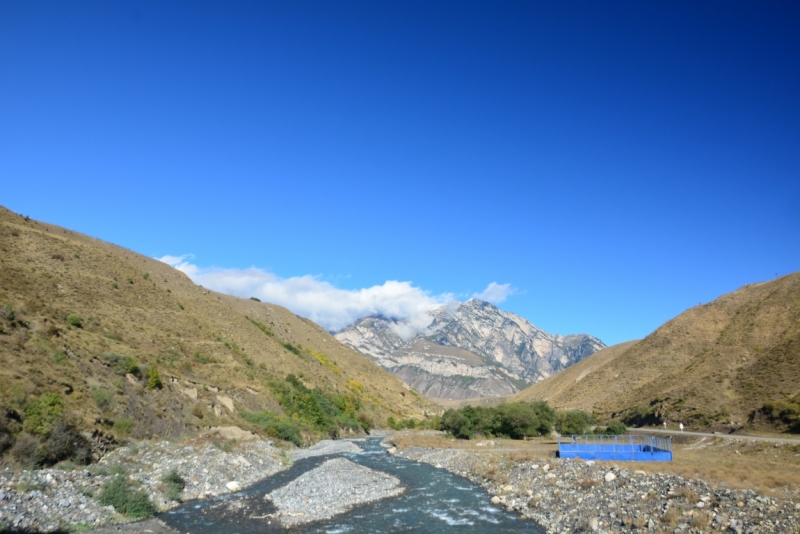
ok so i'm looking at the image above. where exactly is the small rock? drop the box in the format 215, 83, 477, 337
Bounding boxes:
490, 496, 501, 505
226, 481, 242, 492
503, 484, 514, 493
696, 501, 705, 508
588, 517, 599, 531
386, 447, 397, 454
604, 471, 617, 483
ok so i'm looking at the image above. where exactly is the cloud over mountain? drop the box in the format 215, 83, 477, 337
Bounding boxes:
159, 255, 510, 333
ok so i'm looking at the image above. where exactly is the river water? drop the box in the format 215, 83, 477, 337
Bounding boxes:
160, 437, 543, 533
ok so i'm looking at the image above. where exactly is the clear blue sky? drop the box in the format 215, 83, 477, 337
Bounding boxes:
2, 2, 798, 345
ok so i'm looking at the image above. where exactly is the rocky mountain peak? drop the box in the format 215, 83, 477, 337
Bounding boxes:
334, 300, 605, 400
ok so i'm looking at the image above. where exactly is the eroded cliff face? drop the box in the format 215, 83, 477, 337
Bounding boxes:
334, 299, 605, 399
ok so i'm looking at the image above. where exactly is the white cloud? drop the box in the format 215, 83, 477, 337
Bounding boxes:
157, 255, 458, 333
473, 282, 516, 304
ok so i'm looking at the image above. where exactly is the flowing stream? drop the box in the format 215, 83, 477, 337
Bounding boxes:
160, 437, 543, 533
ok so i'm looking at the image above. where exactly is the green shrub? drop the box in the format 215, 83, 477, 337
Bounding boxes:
161, 468, 185, 502
440, 401, 554, 440
147, 365, 162, 390
142, 273, 149, 280
113, 418, 135, 437
66, 314, 83, 328
241, 410, 303, 446
249, 297, 261, 302
126, 277, 133, 284
555, 410, 594, 435
177, 302, 184, 310
103, 353, 140, 376
98, 476, 155, 518
761, 394, 800, 433
24, 392, 63, 435
604, 421, 627, 435
91, 387, 115, 412
281, 342, 301, 355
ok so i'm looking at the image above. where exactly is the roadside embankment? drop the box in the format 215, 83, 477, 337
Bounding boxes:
385, 438, 800, 533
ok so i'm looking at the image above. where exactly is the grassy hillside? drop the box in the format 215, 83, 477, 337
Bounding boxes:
0, 206, 435, 460
513, 273, 800, 432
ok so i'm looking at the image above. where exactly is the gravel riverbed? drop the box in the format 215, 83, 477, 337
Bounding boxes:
265, 457, 405, 527
386, 441, 800, 534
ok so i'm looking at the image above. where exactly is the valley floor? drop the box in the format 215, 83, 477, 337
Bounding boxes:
1, 430, 798, 533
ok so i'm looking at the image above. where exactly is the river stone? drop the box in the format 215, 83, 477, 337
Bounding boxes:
491, 496, 501, 505
226, 481, 241, 491
265, 457, 404, 527
604, 471, 617, 482
588, 517, 599, 531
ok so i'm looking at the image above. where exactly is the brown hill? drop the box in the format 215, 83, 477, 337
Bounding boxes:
0, 206, 435, 453
512, 273, 800, 432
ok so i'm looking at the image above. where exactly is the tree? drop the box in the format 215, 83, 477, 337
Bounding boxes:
147, 365, 162, 390
555, 410, 594, 435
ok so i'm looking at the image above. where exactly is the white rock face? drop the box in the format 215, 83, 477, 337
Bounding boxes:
334, 299, 604, 399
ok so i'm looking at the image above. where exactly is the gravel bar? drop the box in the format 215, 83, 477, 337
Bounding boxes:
290, 439, 363, 461
265, 457, 404, 527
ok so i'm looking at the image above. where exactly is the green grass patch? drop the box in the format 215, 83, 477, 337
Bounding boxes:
161, 468, 185, 502
247, 317, 274, 336
98, 475, 155, 518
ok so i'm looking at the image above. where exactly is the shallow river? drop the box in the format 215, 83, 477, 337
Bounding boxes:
160, 437, 543, 533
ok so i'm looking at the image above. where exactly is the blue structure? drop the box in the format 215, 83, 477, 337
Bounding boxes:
558, 434, 673, 462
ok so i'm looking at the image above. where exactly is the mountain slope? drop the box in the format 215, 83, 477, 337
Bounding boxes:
335, 299, 605, 400
0, 206, 434, 450
513, 273, 800, 431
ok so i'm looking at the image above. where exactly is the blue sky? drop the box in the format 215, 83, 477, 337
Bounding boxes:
2, 2, 799, 345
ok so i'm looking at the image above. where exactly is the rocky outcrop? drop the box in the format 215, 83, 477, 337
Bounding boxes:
335, 299, 604, 399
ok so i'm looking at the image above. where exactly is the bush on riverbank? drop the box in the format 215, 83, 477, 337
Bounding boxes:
440, 402, 555, 439
387, 415, 441, 431
243, 373, 374, 446
554, 410, 594, 435
98, 474, 155, 518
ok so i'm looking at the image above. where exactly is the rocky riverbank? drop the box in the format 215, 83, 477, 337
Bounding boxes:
386, 441, 800, 534
0, 433, 287, 532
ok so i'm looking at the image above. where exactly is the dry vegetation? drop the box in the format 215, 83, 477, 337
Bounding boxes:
0, 206, 435, 455
512, 272, 800, 434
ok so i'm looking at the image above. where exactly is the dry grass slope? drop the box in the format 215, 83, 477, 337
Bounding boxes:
0, 206, 435, 447
513, 273, 800, 432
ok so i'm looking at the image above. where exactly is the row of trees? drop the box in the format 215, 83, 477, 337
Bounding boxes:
439, 402, 626, 440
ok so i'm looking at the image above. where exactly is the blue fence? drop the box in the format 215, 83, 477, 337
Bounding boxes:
558, 434, 673, 462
